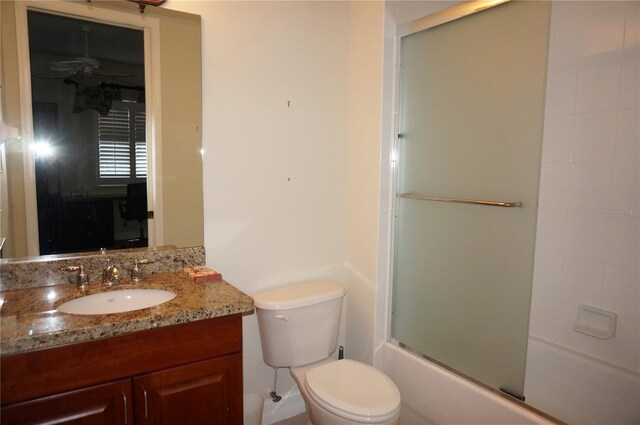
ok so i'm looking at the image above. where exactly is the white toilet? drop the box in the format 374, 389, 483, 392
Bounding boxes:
253, 280, 401, 425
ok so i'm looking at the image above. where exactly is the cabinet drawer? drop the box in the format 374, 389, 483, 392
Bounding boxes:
1, 379, 132, 425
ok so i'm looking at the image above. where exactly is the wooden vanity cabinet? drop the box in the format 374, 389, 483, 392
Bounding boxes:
1, 314, 243, 425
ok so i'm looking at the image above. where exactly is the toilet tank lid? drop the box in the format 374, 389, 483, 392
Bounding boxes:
253, 280, 345, 310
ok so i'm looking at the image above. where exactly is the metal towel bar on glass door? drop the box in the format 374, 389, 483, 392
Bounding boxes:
399, 193, 523, 208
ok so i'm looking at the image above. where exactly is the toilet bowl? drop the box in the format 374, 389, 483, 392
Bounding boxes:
253, 280, 401, 425
291, 359, 400, 424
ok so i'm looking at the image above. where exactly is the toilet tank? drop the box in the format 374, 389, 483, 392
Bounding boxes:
253, 280, 346, 368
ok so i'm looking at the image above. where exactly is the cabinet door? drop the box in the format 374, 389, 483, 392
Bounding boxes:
134, 354, 242, 425
1, 379, 132, 425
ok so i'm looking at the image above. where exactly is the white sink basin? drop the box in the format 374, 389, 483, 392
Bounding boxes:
57, 289, 176, 315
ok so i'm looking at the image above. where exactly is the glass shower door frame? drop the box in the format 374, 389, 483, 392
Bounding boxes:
387, 0, 514, 349
387, 1, 546, 398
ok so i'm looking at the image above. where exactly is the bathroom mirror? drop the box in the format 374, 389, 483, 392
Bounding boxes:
1, 0, 204, 260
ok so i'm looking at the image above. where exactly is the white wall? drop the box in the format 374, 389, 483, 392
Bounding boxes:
192, 0, 351, 398
165, 2, 385, 418
529, 0, 639, 373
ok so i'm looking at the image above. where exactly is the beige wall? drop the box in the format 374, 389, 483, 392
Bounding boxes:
345, 1, 385, 365
1, 0, 27, 258
157, 10, 204, 248
0, 1, 20, 130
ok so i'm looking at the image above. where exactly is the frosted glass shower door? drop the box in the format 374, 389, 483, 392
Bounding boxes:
391, 1, 550, 397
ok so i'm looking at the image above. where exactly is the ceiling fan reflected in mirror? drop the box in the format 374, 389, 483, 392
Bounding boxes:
31, 24, 135, 85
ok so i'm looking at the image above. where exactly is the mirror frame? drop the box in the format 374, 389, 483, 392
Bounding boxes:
13, 0, 165, 256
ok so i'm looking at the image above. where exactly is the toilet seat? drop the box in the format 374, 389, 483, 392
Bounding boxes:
304, 359, 400, 423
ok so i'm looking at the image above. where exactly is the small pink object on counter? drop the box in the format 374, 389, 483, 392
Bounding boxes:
182, 266, 223, 283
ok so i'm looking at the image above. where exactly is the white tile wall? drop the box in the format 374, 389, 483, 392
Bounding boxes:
524, 337, 640, 424
530, 1, 640, 373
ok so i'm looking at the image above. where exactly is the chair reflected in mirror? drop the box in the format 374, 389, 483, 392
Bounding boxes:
118, 183, 148, 247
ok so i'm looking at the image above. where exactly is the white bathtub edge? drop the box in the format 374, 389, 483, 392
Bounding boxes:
382, 343, 556, 425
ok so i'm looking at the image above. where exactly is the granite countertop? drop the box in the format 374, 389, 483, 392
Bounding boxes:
0, 273, 254, 355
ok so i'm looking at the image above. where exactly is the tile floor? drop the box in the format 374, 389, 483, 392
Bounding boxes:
271, 412, 311, 425
269, 404, 431, 425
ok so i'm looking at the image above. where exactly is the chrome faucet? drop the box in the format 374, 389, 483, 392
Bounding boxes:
103, 261, 121, 287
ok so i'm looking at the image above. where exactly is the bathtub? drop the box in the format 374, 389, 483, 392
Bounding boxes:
524, 336, 640, 425
381, 343, 554, 425
382, 340, 640, 424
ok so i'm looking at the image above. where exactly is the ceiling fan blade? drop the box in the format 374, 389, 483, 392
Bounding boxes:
34, 25, 140, 84
49, 60, 87, 72
42, 26, 100, 74
31, 62, 76, 79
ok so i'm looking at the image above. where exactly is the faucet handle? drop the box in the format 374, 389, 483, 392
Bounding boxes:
131, 258, 154, 282
61, 265, 89, 290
